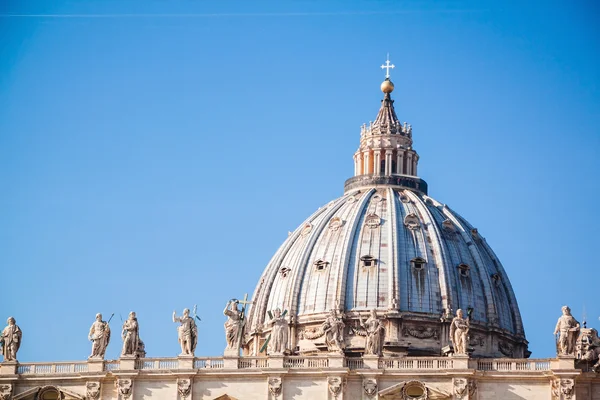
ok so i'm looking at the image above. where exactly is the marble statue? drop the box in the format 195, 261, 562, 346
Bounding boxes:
0, 317, 22, 362
267, 308, 289, 355
554, 305, 580, 356
88, 313, 111, 359
223, 300, 244, 351
360, 309, 384, 356
121, 312, 141, 357
173, 308, 198, 356
450, 309, 469, 355
322, 309, 345, 353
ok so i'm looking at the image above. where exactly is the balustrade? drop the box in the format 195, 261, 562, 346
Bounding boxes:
7, 356, 556, 375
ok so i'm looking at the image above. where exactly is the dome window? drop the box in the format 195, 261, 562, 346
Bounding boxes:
404, 213, 420, 230
442, 219, 455, 232
360, 255, 377, 268
328, 217, 344, 231
300, 223, 313, 237
491, 273, 501, 286
458, 264, 470, 278
365, 213, 381, 228
471, 228, 480, 240
372, 193, 383, 202
411, 257, 426, 271
314, 259, 329, 271
279, 267, 291, 278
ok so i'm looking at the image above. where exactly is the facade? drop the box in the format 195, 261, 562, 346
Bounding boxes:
1, 63, 599, 399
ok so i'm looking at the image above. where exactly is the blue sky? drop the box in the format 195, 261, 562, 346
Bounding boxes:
1, 0, 598, 361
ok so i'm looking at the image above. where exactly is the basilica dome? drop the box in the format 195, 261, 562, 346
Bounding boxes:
244, 77, 528, 359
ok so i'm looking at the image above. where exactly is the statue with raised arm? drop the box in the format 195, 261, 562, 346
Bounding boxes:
0, 317, 22, 362
267, 308, 289, 355
554, 305, 580, 356
121, 311, 141, 357
88, 313, 111, 359
173, 308, 198, 356
223, 300, 244, 352
360, 309, 384, 356
322, 309, 345, 353
449, 309, 469, 355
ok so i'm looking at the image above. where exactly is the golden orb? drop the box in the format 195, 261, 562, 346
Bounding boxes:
380, 79, 394, 93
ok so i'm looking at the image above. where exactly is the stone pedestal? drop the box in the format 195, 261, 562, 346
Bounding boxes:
363, 355, 379, 369
87, 358, 105, 372
178, 355, 194, 370
223, 357, 238, 369
328, 354, 344, 368
119, 356, 137, 370
553, 355, 576, 370
451, 354, 469, 369
269, 355, 284, 369
0, 361, 17, 375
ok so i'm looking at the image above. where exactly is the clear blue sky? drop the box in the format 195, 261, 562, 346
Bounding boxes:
1, 0, 598, 361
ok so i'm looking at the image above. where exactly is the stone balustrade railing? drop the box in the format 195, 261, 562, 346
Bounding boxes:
2, 356, 557, 376
476, 359, 552, 372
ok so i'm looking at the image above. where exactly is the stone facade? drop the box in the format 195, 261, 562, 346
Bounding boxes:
1, 355, 599, 399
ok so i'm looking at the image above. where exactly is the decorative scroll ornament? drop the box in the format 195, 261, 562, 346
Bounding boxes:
0, 384, 12, 400
498, 341, 514, 357
454, 379, 477, 399
328, 217, 344, 231
268, 377, 282, 398
365, 213, 381, 228
300, 223, 313, 237
301, 326, 325, 340
116, 379, 133, 399
363, 379, 378, 398
404, 213, 420, 230
86, 382, 101, 400
552, 379, 574, 400
177, 379, 192, 398
402, 326, 439, 340
453, 378, 468, 399
328, 377, 345, 398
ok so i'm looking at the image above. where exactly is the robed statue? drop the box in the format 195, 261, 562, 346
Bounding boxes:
267, 308, 289, 355
88, 313, 111, 359
224, 300, 244, 352
173, 308, 198, 356
121, 311, 141, 357
450, 309, 469, 355
360, 309, 384, 356
322, 309, 345, 353
1, 317, 22, 362
554, 305, 580, 356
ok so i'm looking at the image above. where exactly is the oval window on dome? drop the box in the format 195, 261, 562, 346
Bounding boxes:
300, 223, 312, 237
365, 213, 381, 228
328, 217, 344, 231
404, 214, 420, 230
372, 193, 383, 202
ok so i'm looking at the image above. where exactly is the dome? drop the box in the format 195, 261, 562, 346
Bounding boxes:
244, 61, 528, 359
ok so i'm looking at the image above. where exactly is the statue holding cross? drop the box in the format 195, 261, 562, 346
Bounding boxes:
223, 294, 253, 356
